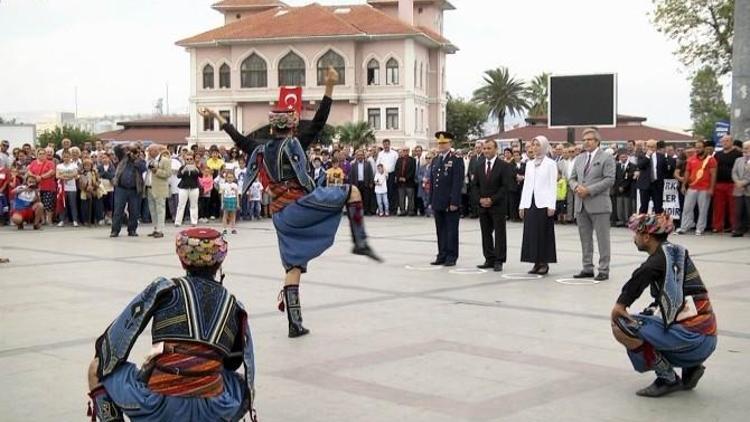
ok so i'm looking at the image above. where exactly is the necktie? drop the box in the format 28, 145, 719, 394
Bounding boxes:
486, 161, 491, 179
584, 153, 592, 176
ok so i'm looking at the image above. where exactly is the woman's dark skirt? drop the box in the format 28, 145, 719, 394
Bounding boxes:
521, 196, 557, 264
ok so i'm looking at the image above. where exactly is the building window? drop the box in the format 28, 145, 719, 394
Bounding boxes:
202, 64, 214, 89
419, 62, 423, 89
414, 61, 417, 88
203, 114, 215, 131
219, 64, 231, 88
386, 107, 399, 130
278, 52, 306, 86
317, 50, 345, 85
241, 54, 267, 88
386, 58, 399, 85
367, 59, 380, 86
219, 110, 231, 125
367, 108, 381, 129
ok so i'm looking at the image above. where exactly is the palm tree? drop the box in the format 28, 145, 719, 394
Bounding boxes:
472, 67, 529, 133
526, 72, 550, 117
336, 121, 375, 150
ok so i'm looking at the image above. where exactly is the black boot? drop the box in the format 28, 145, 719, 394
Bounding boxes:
87, 386, 124, 422
281, 285, 309, 338
347, 201, 382, 262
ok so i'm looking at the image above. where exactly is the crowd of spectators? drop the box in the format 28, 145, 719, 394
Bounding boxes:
1, 133, 748, 238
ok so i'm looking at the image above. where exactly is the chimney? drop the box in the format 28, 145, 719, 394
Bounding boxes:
398, 0, 414, 26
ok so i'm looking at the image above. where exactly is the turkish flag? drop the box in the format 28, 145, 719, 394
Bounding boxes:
277, 87, 303, 116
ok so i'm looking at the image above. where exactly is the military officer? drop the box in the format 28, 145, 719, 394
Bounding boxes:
430, 131, 465, 266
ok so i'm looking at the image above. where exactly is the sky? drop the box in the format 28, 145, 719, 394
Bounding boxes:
0, 0, 725, 130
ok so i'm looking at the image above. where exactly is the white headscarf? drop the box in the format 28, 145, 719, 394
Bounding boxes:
532, 135, 550, 167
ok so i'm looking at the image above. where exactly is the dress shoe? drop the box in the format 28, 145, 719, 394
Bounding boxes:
443, 261, 456, 267
127, 232, 138, 237
594, 273, 609, 281
493, 263, 503, 272
528, 264, 541, 274
430, 260, 446, 266
352, 245, 383, 262
636, 376, 682, 397
536, 264, 549, 275
573, 271, 595, 279
147, 232, 156, 237
109, 232, 119, 238
731, 232, 744, 238
153, 232, 164, 238
477, 262, 494, 269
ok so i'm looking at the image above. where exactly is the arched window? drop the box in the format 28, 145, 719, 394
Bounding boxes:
278, 52, 306, 86
386, 58, 399, 85
317, 50, 345, 85
240, 54, 267, 88
219, 63, 231, 88
202, 64, 214, 89
419, 62, 423, 89
367, 59, 380, 86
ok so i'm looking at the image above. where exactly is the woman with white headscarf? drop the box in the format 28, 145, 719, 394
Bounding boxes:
519, 136, 558, 274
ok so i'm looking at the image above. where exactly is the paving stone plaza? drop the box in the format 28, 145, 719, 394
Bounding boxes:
1, 217, 748, 421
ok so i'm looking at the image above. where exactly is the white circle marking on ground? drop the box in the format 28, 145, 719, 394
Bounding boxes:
555, 278, 602, 285
404, 264, 444, 271
501, 273, 543, 280
448, 268, 487, 275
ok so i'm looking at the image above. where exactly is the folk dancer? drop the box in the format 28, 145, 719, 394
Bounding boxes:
611, 213, 717, 397
199, 67, 381, 338
87, 228, 256, 421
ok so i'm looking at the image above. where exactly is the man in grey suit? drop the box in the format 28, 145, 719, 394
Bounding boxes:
569, 127, 616, 281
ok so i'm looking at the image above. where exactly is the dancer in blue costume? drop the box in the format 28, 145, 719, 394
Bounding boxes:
199, 67, 381, 338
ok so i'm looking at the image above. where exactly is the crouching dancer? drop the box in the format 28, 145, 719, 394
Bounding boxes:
199, 66, 381, 338
611, 213, 717, 397
86, 228, 256, 421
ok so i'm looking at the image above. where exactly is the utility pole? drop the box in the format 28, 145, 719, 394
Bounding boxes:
732, 0, 750, 140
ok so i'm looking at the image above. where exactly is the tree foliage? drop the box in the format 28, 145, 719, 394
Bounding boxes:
335, 121, 375, 150
652, 0, 734, 75
446, 93, 488, 148
37, 125, 97, 150
526, 72, 550, 117
689, 66, 730, 140
472, 67, 529, 133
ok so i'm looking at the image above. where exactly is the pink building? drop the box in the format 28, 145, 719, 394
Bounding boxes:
176, 0, 456, 148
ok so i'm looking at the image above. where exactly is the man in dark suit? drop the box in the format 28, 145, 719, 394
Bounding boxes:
394, 146, 417, 216
430, 131, 464, 267
467, 141, 484, 218
614, 151, 636, 226
472, 140, 514, 272
348, 149, 375, 215
636, 139, 673, 213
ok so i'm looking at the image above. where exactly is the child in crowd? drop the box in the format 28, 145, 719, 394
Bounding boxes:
0, 159, 10, 225
374, 163, 389, 216
198, 166, 214, 223
326, 157, 345, 186
235, 158, 249, 220
261, 185, 271, 218
219, 170, 239, 234
249, 178, 263, 220
556, 169, 568, 222
11, 174, 44, 230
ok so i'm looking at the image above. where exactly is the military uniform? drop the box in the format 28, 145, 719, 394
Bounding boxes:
430, 132, 464, 266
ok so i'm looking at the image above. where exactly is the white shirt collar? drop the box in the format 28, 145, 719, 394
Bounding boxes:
486, 156, 496, 167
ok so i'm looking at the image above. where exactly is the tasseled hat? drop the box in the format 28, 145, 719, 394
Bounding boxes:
175, 227, 228, 269
627, 213, 675, 235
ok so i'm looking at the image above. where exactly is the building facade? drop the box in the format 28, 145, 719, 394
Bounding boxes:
177, 0, 456, 148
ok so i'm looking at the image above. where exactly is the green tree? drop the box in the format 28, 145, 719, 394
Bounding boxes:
472, 67, 529, 134
652, 0, 734, 75
37, 125, 96, 150
526, 72, 550, 117
446, 93, 488, 148
689, 66, 730, 139
0, 116, 18, 124
335, 121, 375, 150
